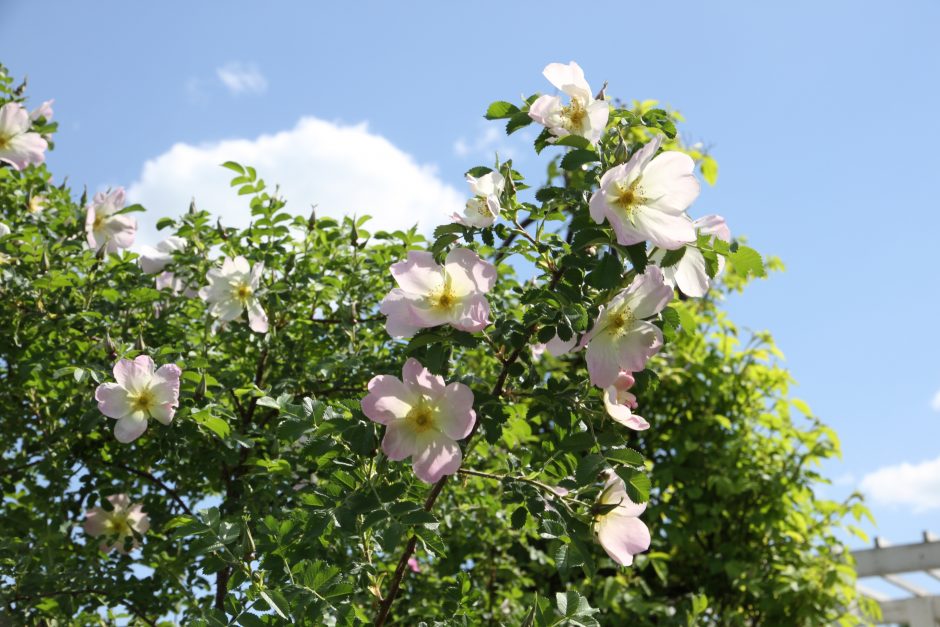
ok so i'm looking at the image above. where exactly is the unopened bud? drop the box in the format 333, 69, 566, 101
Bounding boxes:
135, 331, 146, 351
105, 332, 117, 360
41, 249, 50, 271
195, 373, 207, 401
594, 80, 608, 101
307, 204, 317, 230
216, 218, 227, 240
188, 197, 197, 215
80, 186, 88, 208
13, 77, 28, 97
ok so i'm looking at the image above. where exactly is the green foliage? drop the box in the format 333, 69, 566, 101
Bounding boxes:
0, 64, 874, 626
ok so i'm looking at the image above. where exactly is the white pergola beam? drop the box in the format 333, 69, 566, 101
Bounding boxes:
876, 596, 940, 627
854, 540, 940, 577
883, 574, 932, 597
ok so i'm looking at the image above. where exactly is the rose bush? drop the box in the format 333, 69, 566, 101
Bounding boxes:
0, 62, 877, 625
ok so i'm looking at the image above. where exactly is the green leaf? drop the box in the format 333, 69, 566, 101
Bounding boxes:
259, 589, 289, 619
641, 109, 677, 139
192, 412, 230, 439
659, 246, 686, 268
606, 448, 645, 467
553, 135, 592, 150
156, 217, 175, 231
700, 155, 719, 185
615, 468, 651, 504
221, 161, 245, 174
730, 245, 765, 278
506, 111, 534, 135
623, 243, 648, 274
485, 100, 520, 120
560, 149, 599, 171
585, 252, 622, 289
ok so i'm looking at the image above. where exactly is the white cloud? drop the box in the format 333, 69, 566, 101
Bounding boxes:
216, 63, 268, 95
453, 121, 538, 163
860, 457, 940, 513
931, 389, 940, 412
126, 117, 463, 246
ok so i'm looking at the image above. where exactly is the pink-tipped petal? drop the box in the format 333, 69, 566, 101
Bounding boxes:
411, 431, 462, 484
95, 383, 132, 419
114, 415, 148, 443
83, 508, 109, 537
380, 289, 423, 338
436, 383, 476, 440
362, 375, 413, 424
391, 251, 445, 294
402, 358, 446, 396
596, 513, 651, 566
444, 248, 496, 293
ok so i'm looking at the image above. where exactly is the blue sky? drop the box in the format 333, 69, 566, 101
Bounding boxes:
3, 0, 939, 589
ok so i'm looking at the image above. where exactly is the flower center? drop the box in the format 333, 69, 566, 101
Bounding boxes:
561, 98, 588, 132
405, 402, 436, 433
467, 197, 490, 218
610, 179, 646, 222
105, 511, 132, 536
429, 275, 458, 311
233, 282, 253, 303
128, 387, 155, 414
607, 306, 636, 337
92, 212, 106, 231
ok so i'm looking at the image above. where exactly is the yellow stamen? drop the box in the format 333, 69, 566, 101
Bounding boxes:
561, 98, 587, 132
405, 402, 436, 433
128, 388, 155, 414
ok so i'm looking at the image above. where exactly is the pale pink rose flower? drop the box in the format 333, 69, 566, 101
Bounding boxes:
155, 271, 197, 297
452, 171, 505, 228
198, 256, 268, 333
95, 355, 182, 443
528, 62, 609, 144
85, 188, 137, 254
531, 333, 578, 360
651, 214, 731, 298
29, 99, 54, 122
27, 194, 46, 214
581, 267, 673, 388
0, 102, 48, 170
0, 223, 10, 266
589, 136, 699, 250
603, 371, 650, 431
407, 557, 420, 573
361, 358, 476, 484
83, 494, 150, 554
379, 248, 496, 338
594, 471, 651, 566
139, 235, 186, 274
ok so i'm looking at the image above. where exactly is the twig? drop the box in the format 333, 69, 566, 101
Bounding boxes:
103, 462, 194, 517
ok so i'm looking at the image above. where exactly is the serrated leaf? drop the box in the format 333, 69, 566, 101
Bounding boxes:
553, 135, 592, 150
606, 448, 645, 467
560, 149, 599, 171
506, 111, 534, 135
730, 246, 765, 278
485, 100, 520, 120
259, 589, 289, 619
659, 246, 686, 268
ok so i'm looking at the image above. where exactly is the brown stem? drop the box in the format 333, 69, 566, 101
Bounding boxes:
102, 462, 193, 517
374, 268, 563, 626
